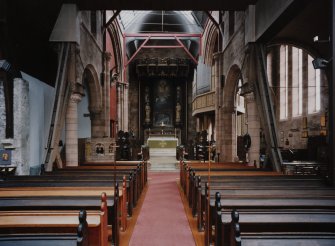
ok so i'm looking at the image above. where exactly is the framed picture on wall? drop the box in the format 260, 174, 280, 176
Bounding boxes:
0, 149, 11, 165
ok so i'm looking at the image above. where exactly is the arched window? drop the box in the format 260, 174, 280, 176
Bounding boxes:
279, 45, 288, 120
308, 55, 321, 113
292, 47, 303, 117
235, 78, 245, 136
268, 44, 323, 120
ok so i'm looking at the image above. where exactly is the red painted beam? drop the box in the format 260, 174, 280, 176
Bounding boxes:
124, 33, 201, 38
142, 45, 183, 48
175, 36, 198, 64
125, 36, 151, 66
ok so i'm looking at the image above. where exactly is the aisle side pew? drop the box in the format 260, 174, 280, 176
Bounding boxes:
1, 174, 133, 220
0, 190, 120, 245
187, 171, 284, 221
80, 160, 148, 185
187, 172, 327, 225
185, 168, 280, 204
192, 174, 326, 213
195, 178, 332, 232
228, 210, 335, 246
58, 161, 147, 190
179, 160, 254, 190
45, 168, 142, 206
209, 192, 335, 246
0, 210, 91, 246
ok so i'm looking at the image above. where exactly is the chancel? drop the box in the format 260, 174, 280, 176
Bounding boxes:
0, 1, 335, 245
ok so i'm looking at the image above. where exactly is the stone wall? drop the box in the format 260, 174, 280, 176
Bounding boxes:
268, 45, 329, 150
79, 11, 105, 139
187, 79, 196, 144
128, 77, 139, 140
0, 80, 6, 140
216, 11, 250, 162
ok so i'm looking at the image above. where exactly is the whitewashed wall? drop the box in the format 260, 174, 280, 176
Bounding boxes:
22, 72, 54, 173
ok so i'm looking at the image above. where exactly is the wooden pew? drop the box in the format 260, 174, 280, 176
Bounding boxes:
195, 181, 333, 232
0, 208, 108, 246
0, 210, 90, 246
40, 164, 141, 212
191, 175, 327, 212
60, 162, 147, 190
2, 163, 148, 219
186, 171, 327, 226
0, 235, 84, 246
1, 175, 133, 219
179, 160, 254, 190
0, 186, 126, 231
80, 160, 148, 184
182, 162, 335, 246
46, 168, 143, 205
229, 210, 335, 246
215, 209, 335, 246
0, 191, 121, 245
207, 190, 335, 246
184, 167, 280, 203
186, 174, 332, 244
233, 233, 335, 246
187, 171, 282, 220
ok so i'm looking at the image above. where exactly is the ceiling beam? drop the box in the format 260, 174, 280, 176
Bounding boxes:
75, 0, 257, 11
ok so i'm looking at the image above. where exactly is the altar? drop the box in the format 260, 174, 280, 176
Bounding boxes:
147, 136, 178, 148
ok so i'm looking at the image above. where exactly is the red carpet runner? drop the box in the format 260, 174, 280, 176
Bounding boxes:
129, 172, 195, 246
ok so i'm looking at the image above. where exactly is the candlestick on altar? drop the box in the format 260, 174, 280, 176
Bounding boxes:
160, 121, 165, 134
175, 128, 176, 138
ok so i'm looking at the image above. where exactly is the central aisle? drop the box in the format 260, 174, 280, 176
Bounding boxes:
129, 172, 195, 246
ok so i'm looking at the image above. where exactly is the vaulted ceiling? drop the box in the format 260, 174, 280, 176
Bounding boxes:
0, 0, 331, 84
75, 0, 257, 11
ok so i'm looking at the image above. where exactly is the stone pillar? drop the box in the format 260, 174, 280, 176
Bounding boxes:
117, 84, 122, 132
104, 52, 112, 137
0, 80, 6, 140
123, 84, 129, 131
221, 107, 236, 162
117, 82, 129, 132
65, 93, 82, 166
214, 53, 221, 161
13, 78, 30, 175
245, 92, 260, 167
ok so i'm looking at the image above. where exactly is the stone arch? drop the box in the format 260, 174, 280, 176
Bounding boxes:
267, 40, 320, 59
83, 65, 102, 114
221, 64, 242, 162
82, 65, 103, 137
108, 23, 123, 76
203, 23, 219, 65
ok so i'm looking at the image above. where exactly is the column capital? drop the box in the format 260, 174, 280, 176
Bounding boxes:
244, 92, 255, 103
70, 92, 82, 103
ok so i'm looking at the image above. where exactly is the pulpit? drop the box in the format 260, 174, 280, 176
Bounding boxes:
84, 138, 116, 162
